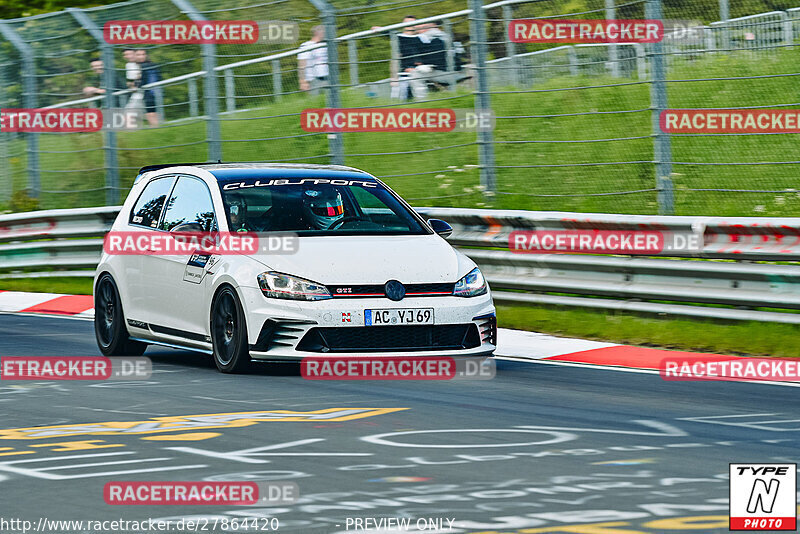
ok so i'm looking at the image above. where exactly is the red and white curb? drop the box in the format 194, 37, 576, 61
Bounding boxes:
1, 291, 795, 385
0, 290, 94, 319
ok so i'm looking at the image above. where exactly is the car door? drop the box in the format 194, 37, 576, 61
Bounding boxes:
124, 174, 176, 324
145, 174, 218, 339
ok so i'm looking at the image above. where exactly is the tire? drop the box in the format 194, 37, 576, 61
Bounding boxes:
94, 274, 147, 356
210, 286, 252, 373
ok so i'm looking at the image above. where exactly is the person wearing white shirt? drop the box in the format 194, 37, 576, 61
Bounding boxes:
298, 26, 329, 96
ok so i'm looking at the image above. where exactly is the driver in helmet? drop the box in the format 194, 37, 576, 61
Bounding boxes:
225, 194, 251, 232
302, 188, 345, 230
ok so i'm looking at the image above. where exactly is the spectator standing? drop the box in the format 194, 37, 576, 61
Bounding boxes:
134, 49, 162, 127
298, 25, 329, 96
82, 57, 126, 106
409, 20, 452, 98
393, 16, 424, 100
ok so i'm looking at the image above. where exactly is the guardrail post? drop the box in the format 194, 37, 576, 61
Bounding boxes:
781, 12, 793, 46
154, 85, 165, 123
224, 69, 235, 113
605, 0, 620, 77
310, 0, 344, 165
567, 46, 578, 76
67, 8, 122, 205
0, 22, 39, 200
719, 0, 730, 51
188, 77, 198, 117
172, 0, 221, 162
500, 6, 519, 86
348, 39, 358, 87
469, 0, 496, 193
272, 59, 282, 101
634, 44, 646, 80
442, 18, 456, 90
646, 0, 673, 215
0, 58, 8, 206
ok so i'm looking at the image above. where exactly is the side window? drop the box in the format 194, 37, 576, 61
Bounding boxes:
159, 176, 217, 232
129, 176, 175, 228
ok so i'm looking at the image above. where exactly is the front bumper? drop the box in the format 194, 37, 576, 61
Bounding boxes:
239, 285, 496, 361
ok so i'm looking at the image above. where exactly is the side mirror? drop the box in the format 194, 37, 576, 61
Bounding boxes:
427, 218, 453, 238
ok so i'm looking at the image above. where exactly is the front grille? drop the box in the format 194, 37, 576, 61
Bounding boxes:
296, 324, 481, 352
327, 282, 455, 298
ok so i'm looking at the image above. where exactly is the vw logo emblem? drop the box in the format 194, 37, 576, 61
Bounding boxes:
384, 280, 406, 301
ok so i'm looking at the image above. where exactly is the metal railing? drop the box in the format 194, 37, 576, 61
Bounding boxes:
2, 205, 800, 324
3, 0, 800, 218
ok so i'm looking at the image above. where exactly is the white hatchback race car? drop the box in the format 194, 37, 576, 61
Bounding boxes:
94, 163, 497, 372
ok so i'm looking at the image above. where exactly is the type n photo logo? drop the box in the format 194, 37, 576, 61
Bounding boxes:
729, 463, 797, 530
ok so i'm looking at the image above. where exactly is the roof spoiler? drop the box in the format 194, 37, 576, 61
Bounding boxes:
138, 162, 219, 174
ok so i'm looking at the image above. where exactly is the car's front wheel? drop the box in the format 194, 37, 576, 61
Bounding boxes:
210, 286, 252, 373
94, 274, 147, 356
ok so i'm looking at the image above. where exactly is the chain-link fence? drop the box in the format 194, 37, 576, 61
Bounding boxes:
0, 0, 799, 217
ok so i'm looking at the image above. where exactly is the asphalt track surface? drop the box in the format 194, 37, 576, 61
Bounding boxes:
0, 314, 799, 533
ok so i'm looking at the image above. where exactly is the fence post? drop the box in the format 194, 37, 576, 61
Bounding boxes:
605, 0, 620, 77
310, 0, 344, 165
0, 22, 39, 200
67, 8, 122, 205
172, 0, 221, 162
468, 0, 496, 193
646, 0, 673, 215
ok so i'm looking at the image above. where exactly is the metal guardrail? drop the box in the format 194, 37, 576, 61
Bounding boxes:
2, 206, 800, 324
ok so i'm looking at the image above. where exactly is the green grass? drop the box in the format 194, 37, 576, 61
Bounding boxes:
7, 48, 800, 216
0, 276, 94, 295
498, 303, 800, 358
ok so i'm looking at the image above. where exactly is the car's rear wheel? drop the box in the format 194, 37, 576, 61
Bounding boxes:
94, 274, 147, 356
211, 286, 251, 373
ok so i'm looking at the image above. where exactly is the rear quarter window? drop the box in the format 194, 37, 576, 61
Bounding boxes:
129, 176, 175, 228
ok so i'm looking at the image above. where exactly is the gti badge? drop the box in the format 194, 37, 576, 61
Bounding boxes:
384, 280, 405, 301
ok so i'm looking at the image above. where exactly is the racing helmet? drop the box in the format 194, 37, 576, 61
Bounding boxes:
303, 188, 344, 229
225, 194, 247, 228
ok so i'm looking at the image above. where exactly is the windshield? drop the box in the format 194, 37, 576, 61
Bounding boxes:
217, 177, 430, 235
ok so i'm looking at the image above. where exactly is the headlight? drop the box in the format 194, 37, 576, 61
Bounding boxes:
453, 267, 487, 297
257, 272, 332, 301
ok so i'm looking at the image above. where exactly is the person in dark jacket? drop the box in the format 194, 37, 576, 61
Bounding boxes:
134, 49, 162, 126
398, 18, 452, 99
82, 57, 126, 107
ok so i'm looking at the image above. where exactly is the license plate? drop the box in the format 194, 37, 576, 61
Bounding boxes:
365, 308, 434, 326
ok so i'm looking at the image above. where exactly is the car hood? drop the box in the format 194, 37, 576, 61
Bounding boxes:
249, 234, 468, 284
